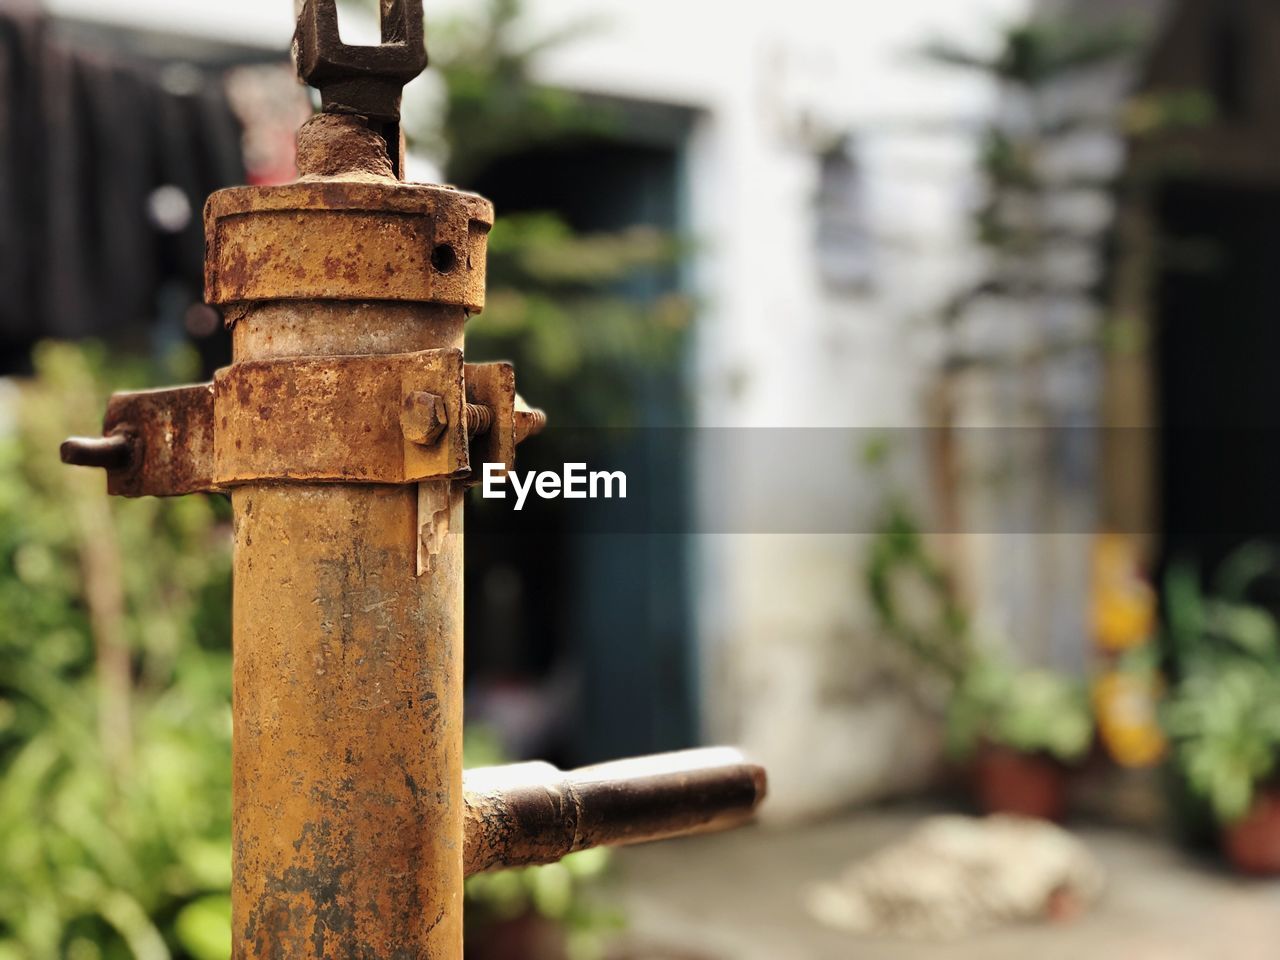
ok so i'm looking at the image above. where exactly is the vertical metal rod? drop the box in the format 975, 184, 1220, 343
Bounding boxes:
230, 303, 466, 958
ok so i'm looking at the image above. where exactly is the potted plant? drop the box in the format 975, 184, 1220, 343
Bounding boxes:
465, 847, 621, 960
1162, 547, 1280, 873
866, 504, 1094, 819
947, 657, 1094, 820
1165, 661, 1280, 873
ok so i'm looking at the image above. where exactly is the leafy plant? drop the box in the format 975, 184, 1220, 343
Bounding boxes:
465, 848, 621, 960
1162, 546, 1280, 824
1165, 661, 1280, 825
866, 502, 972, 683
923, 19, 1143, 369
946, 656, 1093, 763
409, 0, 613, 187
405, 0, 691, 429
0, 342, 234, 960
866, 501, 1093, 763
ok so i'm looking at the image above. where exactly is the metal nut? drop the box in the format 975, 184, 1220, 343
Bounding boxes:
401, 391, 448, 446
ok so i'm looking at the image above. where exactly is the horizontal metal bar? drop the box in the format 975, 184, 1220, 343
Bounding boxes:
463, 747, 767, 876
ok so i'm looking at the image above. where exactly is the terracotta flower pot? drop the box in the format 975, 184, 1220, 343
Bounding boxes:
466, 912, 567, 960
973, 745, 1068, 821
1223, 787, 1280, 875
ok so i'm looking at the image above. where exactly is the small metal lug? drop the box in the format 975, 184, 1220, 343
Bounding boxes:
60, 431, 134, 471
401, 391, 448, 446
514, 407, 547, 445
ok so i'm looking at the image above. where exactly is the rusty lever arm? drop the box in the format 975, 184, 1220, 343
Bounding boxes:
463, 747, 767, 876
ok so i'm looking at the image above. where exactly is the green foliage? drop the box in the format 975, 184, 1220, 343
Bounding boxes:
923, 20, 1141, 90
1162, 547, 1280, 824
865, 503, 1093, 763
465, 849, 622, 960
410, 0, 614, 185
478, 214, 689, 427
1165, 661, 1280, 825
865, 503, 971, 682
946, 657, 1093, 763
0, 343, 233, 960
924, 18, 1141, 360
1121, 89, 1216, 138
410, 0, 690, 429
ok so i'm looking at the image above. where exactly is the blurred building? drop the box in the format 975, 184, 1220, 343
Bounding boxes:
478, 0, 1032, 818
1033, 0, 1280, 587
24, 0, 1153, 820
26, 0, 1033, 819
430, 0, 1035, 818
1100, 0, 1280, 578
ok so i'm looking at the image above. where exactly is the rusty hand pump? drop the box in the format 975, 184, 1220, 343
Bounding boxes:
61, 1, 766, 956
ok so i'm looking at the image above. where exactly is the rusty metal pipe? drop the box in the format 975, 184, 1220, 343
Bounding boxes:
212, 113, 491, 958
463, 748, 767, 875
229, 304, 467, 958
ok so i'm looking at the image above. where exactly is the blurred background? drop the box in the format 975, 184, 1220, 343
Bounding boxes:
7, 0, 1280, 956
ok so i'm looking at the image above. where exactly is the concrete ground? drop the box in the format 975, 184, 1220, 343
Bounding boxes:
603, 807, 1280, 960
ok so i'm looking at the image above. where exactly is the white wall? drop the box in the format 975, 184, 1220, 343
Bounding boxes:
507, 0, 1035, 819
47, 0, 297, 48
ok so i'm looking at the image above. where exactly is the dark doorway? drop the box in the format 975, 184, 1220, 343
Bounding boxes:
1154, 178, 1280, 575
462, 108, 698, 765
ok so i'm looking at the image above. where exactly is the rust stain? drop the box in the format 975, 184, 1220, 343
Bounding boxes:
212, 350, 469, 487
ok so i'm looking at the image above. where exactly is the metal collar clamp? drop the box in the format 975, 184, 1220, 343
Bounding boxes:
61, 355, 530, 497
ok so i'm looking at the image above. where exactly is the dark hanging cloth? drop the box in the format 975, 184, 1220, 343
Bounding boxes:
0, 3, 246, 372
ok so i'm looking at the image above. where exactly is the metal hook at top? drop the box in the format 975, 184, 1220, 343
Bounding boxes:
294, 0, 427, 176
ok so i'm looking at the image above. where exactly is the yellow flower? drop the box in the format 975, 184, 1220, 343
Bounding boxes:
1091, 535, 1156, 651
1093, 670, 1167, 768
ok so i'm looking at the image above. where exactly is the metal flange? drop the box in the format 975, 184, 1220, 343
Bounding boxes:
204, 179, 494, 311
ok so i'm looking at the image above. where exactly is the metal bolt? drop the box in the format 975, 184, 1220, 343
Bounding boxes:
401, 392, 448, 446
60, 431, 134, 470
465, 403, 493, 437
514, 408, 547, 445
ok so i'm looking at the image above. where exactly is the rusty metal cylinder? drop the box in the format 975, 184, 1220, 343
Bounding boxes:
208, 115, 493, 959
463, 748, 768, 876
231, 480, 462, 958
